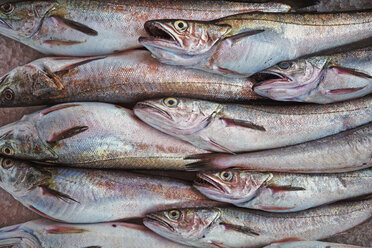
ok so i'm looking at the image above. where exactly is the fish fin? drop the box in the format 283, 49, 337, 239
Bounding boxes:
43, 66, 64, 90
272, 237, 308, 244
50, 15, 98, 36
53, 56, 106, 74
330, 66, 372, 79
276, 0, 320, 9
46, 226, 87, 234
40, 185, 80, 203
226, 30, 265, 43
221, 118, 266, 132
326, 86, 368, 95
82, 246, 102, 248
266, 183, 306, 193
41, 104, 81, 115
185, 153, 227, 171
216, 66, 249, 76
43, 40, 87, 46
47, 126, 89, 146
204, 137, 236, 154
220, 223, 260, 236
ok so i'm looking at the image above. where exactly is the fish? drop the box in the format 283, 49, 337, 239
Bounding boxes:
254, 47, 372, 104
139, 11, 372, 77
186, 123, 372, 173
0, 0, 293, 56
0, 49, 259, 107
194, 168, 372, 212
0, 219, 188, 248
144, 198, 372, 248
0, 157, 220, 223
0, 102, 209, 169
133, 96, 372, 153
263, 241, 366, 248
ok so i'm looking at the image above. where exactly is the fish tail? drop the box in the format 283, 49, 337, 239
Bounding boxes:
185, 153, 226, 171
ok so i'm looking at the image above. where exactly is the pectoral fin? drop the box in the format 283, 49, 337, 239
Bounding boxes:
32, 65, 64, 97
326, 86, 367, 95
226, 30, 265, 43
204, 137, 235, 154
221, 118, 266, 131
50, 15, 98, 36
46, 226, 87, 234
47, 126, 89, 146
220, 223, 260, 236
266, 183, 306, 193
330, 66, 372, 79
41, 186, 80, 203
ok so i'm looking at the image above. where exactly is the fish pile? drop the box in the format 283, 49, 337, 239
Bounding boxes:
0, 0, 370, 247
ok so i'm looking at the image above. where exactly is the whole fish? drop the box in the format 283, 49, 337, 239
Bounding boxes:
0, 0, 292, 56
0, 102, 208, 169
254, 48, 372, 104
186, 123, 372, 173
144, 198, 372, 248
0, 50, 259, 107
134, 96, 372, 153
264, 241, 366, 248
0, 219, 188, 248
0, 157, 219, 223
194, 168, 372, 212
140, 11, 372, 77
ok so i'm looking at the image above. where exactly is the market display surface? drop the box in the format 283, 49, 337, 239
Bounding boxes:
0, 0, 371, 247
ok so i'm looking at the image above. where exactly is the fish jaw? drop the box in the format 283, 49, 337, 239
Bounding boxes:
0, 223, 41, 247
194, 173, 231, 201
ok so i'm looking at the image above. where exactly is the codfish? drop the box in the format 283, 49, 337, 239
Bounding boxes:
254, 48, 372, 104
0, 0, 291, 56
264, 241, 366, 248
144, 198, 372, 248
134, 96, 372, 153
140, 11, 372, 77
0, 50, 258, 107
186, 123, 372, 173
0, 219, 188, 248
0, 102, 209, 169
194, 168, 372, 212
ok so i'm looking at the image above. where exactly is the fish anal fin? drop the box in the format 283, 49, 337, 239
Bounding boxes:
46, 226, 87, 234
40, 185, 80, 204
204, 137, 235, 154
266, 183, 306, 193
50, 15, 98, 36
220, 223, 259, 236
330, 66, 372, 79
221, 118, 266, 132
326, 86, 367, 95
273, 237, 307, 244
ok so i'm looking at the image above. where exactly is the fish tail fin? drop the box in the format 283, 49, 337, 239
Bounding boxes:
185, 153, 227, 171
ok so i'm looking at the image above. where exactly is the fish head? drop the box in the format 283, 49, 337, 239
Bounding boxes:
254, 58, 327, 101
140, 19, 231, 66
0, 119, 57, 161
0, 1, 56, 40
144, 208, 220, 245
134, 97, 221, 136
0, 157, 49, 197
0, 223, 41, 247
194, 170, 270, 204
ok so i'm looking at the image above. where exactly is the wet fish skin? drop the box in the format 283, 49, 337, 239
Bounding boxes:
144, 198, 372, 248
0, 0, 291, 56
0, 219, 188, 248
0, 102, 208, 169
263, 241, 366, 248
134, 96, 372, 153
194, 168, 372, 212
187, 123, 372, 173
254, 48, 372, 104
0, 50, 259, 107
140, 11, 372, 77
0, 157, 220, 223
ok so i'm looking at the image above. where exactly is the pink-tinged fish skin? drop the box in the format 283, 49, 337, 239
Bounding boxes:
134, 96, 372, 153
0, 50, 259, 107
0, 0, 291, 56
264, 241, 366, 248
0, 219, 188, 248
140, 11, 372, 77
186, 122, 372, 173
0, 157, 219, 223
254, 48, 372, 104
194, 168, 372, 212
0, 102, 209, 169
144, 198, 372, 248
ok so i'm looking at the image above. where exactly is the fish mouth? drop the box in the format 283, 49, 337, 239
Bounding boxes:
135, 102, 173, 121
140, 21, 181, 49
0, 17, 12, 30
194, 174, 226, 194
253, 70, 291, 88
144, 214, 175, 232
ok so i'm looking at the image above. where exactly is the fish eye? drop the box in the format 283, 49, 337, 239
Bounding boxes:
1, 158, 14, 169
278, 61, 292, 70
2, 146, 14, 156
168, 210, 181, 220
163, 97, 179, 108
2, 88, 14, 102
220, 171, 233, 181
174, 20, 188, 32
0, 3, 15, 14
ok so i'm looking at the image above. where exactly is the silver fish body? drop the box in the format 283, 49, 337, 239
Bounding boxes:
134, 96, 372, 153
254, 48, 372, 104
194, 169, 372, 212
263, 241, 366, 248
140, 11, 372, 77
187, 123, 372, 173
0, 219, 188, 248
0, 0, 291, 56
0, 102, 208, 169
144, 198, 372, 248
0, 50, 258, 107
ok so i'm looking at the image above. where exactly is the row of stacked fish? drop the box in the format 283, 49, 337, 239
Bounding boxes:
0, 0, 371, 247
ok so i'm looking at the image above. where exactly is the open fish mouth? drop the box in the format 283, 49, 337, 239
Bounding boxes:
141, 21, 181, 48
253, 70, 291, 88
144, 215, 175, 232
194, 174, 226, 194
135, 102, 173, 121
